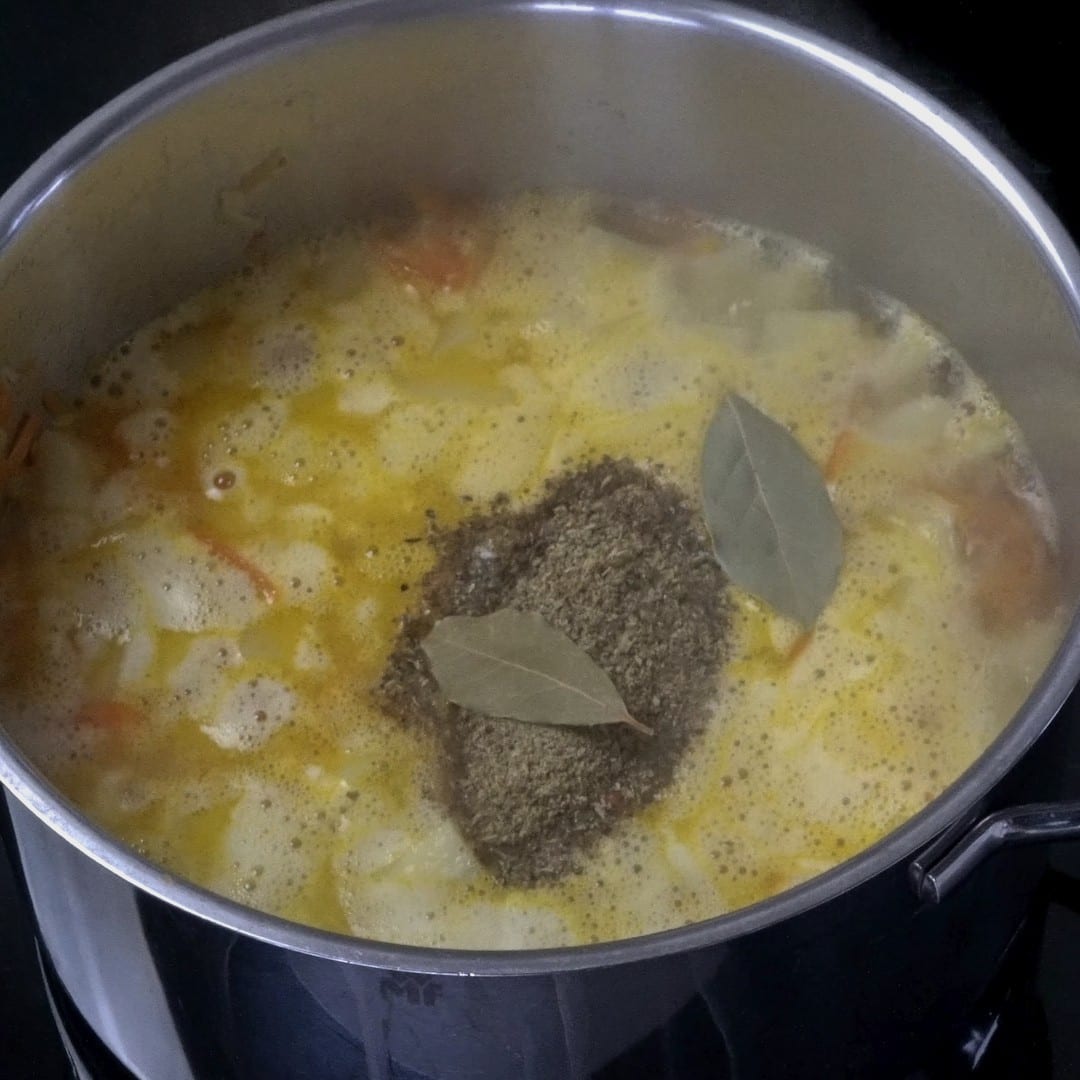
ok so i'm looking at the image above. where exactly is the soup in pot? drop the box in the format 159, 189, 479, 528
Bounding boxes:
0, 192, 1064, 948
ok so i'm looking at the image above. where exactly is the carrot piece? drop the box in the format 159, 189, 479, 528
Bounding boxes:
76, 700, 145, 729
0, 411, 45, 485
376, 192, 491, 292
6, 412, 43, 464
824, 429, 861, 482
191, 527, 278, 604
785, 631, 814, 666
949, 487, 1058, 633
378, 230, 487, 291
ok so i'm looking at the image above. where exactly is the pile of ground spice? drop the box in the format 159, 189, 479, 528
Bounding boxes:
379, 458, 729, 886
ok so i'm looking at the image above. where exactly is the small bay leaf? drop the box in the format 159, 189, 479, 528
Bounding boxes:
701, 394, 842, 626
421, 608, 652, 735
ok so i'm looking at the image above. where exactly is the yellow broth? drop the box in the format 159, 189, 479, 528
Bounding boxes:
0, 192, 1064, 947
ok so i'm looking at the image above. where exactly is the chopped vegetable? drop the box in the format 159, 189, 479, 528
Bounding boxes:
191, 528, 278, 604
376, 192, 491, 291
939, 472, 1059, 632
592, 198, 711, 249
785, 631, 814, 666
0, 412, 44, 484
824, 428, 862, 482
75, 700, 145, 728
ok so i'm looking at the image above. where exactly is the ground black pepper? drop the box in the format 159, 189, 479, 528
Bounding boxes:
379, 458, 729, 886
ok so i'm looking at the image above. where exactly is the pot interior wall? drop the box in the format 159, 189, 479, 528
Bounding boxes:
2, 4, 1079, 582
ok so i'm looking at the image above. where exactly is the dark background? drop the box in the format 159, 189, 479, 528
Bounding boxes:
0, 1, 1075, 219
2, 2, 1079, 1077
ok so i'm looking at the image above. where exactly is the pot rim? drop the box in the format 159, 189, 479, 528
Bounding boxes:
3, 0, 1080, 977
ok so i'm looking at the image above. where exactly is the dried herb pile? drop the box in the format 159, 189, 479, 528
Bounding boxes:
379, 459, 729, 885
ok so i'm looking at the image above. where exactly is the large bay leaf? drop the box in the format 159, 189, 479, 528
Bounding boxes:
421, 608, 651, 735
701, 394, 842, 626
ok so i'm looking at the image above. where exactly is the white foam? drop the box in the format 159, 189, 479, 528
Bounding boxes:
114, 408, 176, 463
215, 398, 289, 456
201, 676, 295, 751
338, 375, 396, 416
92, 469, 158, 528
216, 778, 315, 910
252, 540, 332, 606
167, 637, 244, 719
253, 323, 321, 395
126, 529, 265, 633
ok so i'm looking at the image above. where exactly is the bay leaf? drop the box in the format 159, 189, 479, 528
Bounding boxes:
701, 394, 842, 626
421, 608, 652, 735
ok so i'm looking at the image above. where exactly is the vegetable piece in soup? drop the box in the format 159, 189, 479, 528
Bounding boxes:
0, 191, 1064, 949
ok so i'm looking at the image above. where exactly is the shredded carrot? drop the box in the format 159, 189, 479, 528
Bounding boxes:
785, 631, 814, 666
0, 411, 45, 485
824, 428, 861, 482
7, 411, 43, 463
376, 191, 492, 292
76, 700, 145, 729
192, 527, 278, 604
236, 150, 288, 196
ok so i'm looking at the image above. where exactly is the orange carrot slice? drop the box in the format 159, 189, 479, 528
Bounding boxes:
192, 528, 278, 604
379, 231, 487, 291
376, 192, 491, 291
0, 412, 45, 485
824, 428, 861, 482
949, 487, 1058, 633
76, 700, 145, 728
785, 631, 814, 666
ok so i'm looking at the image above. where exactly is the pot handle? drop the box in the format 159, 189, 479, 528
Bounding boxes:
909, 800, 1080, 904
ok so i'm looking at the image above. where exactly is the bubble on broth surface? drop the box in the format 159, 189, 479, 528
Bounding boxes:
202, 676, 295, 751
124, 530, 265, 633
114, 408, 176, 462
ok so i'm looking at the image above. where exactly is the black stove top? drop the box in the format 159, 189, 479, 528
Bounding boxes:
3, 2, 1080, 1077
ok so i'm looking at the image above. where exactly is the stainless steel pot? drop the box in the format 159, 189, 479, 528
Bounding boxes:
3, 2, 1080, 1077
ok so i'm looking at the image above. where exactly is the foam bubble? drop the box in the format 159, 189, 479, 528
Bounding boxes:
338, 375, 396, 416
253, 323, 321, 395
215, 778, 320, 911
251, 540, 332, 605
202, 676, 295, 751
215, 398, 289, 456
126, 530, 264, 633
167, 636, 244, 719
115, 408, 176, 463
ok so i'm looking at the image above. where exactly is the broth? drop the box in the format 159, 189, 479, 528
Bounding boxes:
0, 192, 1064, 947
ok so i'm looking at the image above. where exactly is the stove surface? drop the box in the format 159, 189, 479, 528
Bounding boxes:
2, 1, 1080, 1077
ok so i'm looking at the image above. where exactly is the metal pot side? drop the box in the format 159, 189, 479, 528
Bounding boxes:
3, 3, 1080, 1076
